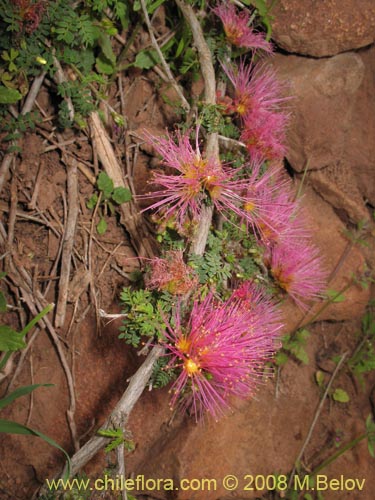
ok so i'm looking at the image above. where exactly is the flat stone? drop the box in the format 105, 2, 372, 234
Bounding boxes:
268, 0, 375, 57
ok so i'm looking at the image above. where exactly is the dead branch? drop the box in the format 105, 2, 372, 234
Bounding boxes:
175, 0, 218, 255
89, 111, 157, 258
55, 159, 79, 328
0, 71, 47, 196
140, 0, 190, 112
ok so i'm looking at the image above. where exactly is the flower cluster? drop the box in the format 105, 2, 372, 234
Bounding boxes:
137, 1, 328, 420
161, 286, 282, 421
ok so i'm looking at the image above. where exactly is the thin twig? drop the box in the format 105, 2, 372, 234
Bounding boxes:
288, 352, 348, 489
89, 111, 157, 258
7, 328, 40, 392
175, 0, 218, 256
117, 444, 128, 500
0, 71, 47, 195
52, 55, 74, 122
140, 0, 190, 112
55, 158, 79, 328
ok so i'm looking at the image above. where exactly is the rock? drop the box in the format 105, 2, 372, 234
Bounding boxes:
273, 52, 365, 172
268, 0, 375, 57
309, 162, 369, 224
272, 52, 370, 223
343, 45, 375, 207
295, 188, 370, 322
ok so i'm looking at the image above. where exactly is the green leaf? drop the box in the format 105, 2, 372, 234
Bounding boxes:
96, 54, 115, 75
87, 193, 98, 210
134, 50, 160, 69
98, 33, 116, 64
97, 428, 123, 438
0, 384, 53, 410
0, 419, 71, 477
332, 388, 350, 403
0, 325, 26, 351
0, 86, 22, 104
0, 291, 7, 313
275, 351, 288, 366
97, 217, 108, 235
112, 186, 132, 204
326, 289, 346, 303
148, 0, 166, 15
97, 172, 114, 198
315, 370, 325, 388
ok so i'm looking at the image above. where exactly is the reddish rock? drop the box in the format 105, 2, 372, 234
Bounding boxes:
309, 162, 369, 224
268, 0, 375, 57
343, 45, 375, 207
272, 52, 370, 223
273, 52, 365, 172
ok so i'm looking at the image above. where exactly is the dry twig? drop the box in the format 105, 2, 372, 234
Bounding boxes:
0, 71, 47, 195
89, 111, 156, 258
288, 352, 348, 488
140, 0, 190, 112
175, 0, 218, 256
55, 158, 79, 328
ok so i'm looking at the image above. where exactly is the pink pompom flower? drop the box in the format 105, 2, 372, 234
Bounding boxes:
265, 240, 327, 309
222, 61, 288, 120
240, 165, 309, 244
241, 108, 288, 163
140, 128, 248, 228
161, 289, 282, 421
213, 2, 273, 53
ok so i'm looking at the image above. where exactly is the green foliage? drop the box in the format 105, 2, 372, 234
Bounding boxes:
348, 306, 375, 387
332, 388, 350, 403
276, 329, 310, 366
97, 428, 135, 453
325, 289, 346, 303
151, 355, 177, 388
0, 85, 22, 104
243, 0, 274, 39
189, 231, 232, 288
87, 172, 132, 234
119, 288, 173, 348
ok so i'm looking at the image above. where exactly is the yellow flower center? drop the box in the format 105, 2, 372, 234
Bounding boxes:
176, 337, 191, 354
244, 200, 256, 212
184, 358, 200, 376
272, 266, 293, 292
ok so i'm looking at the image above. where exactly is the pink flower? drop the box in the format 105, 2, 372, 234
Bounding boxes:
241, 108, 288, 163
161, 290, 282, 421
213, 2, 273, 52
139, 128, 248, 228
238, 164, 306, 244
265, 240, 327, 309
223, 61, 288, 120
145, 250, 198, 296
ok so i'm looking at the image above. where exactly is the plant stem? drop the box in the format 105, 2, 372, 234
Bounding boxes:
310, 433, 368, 476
